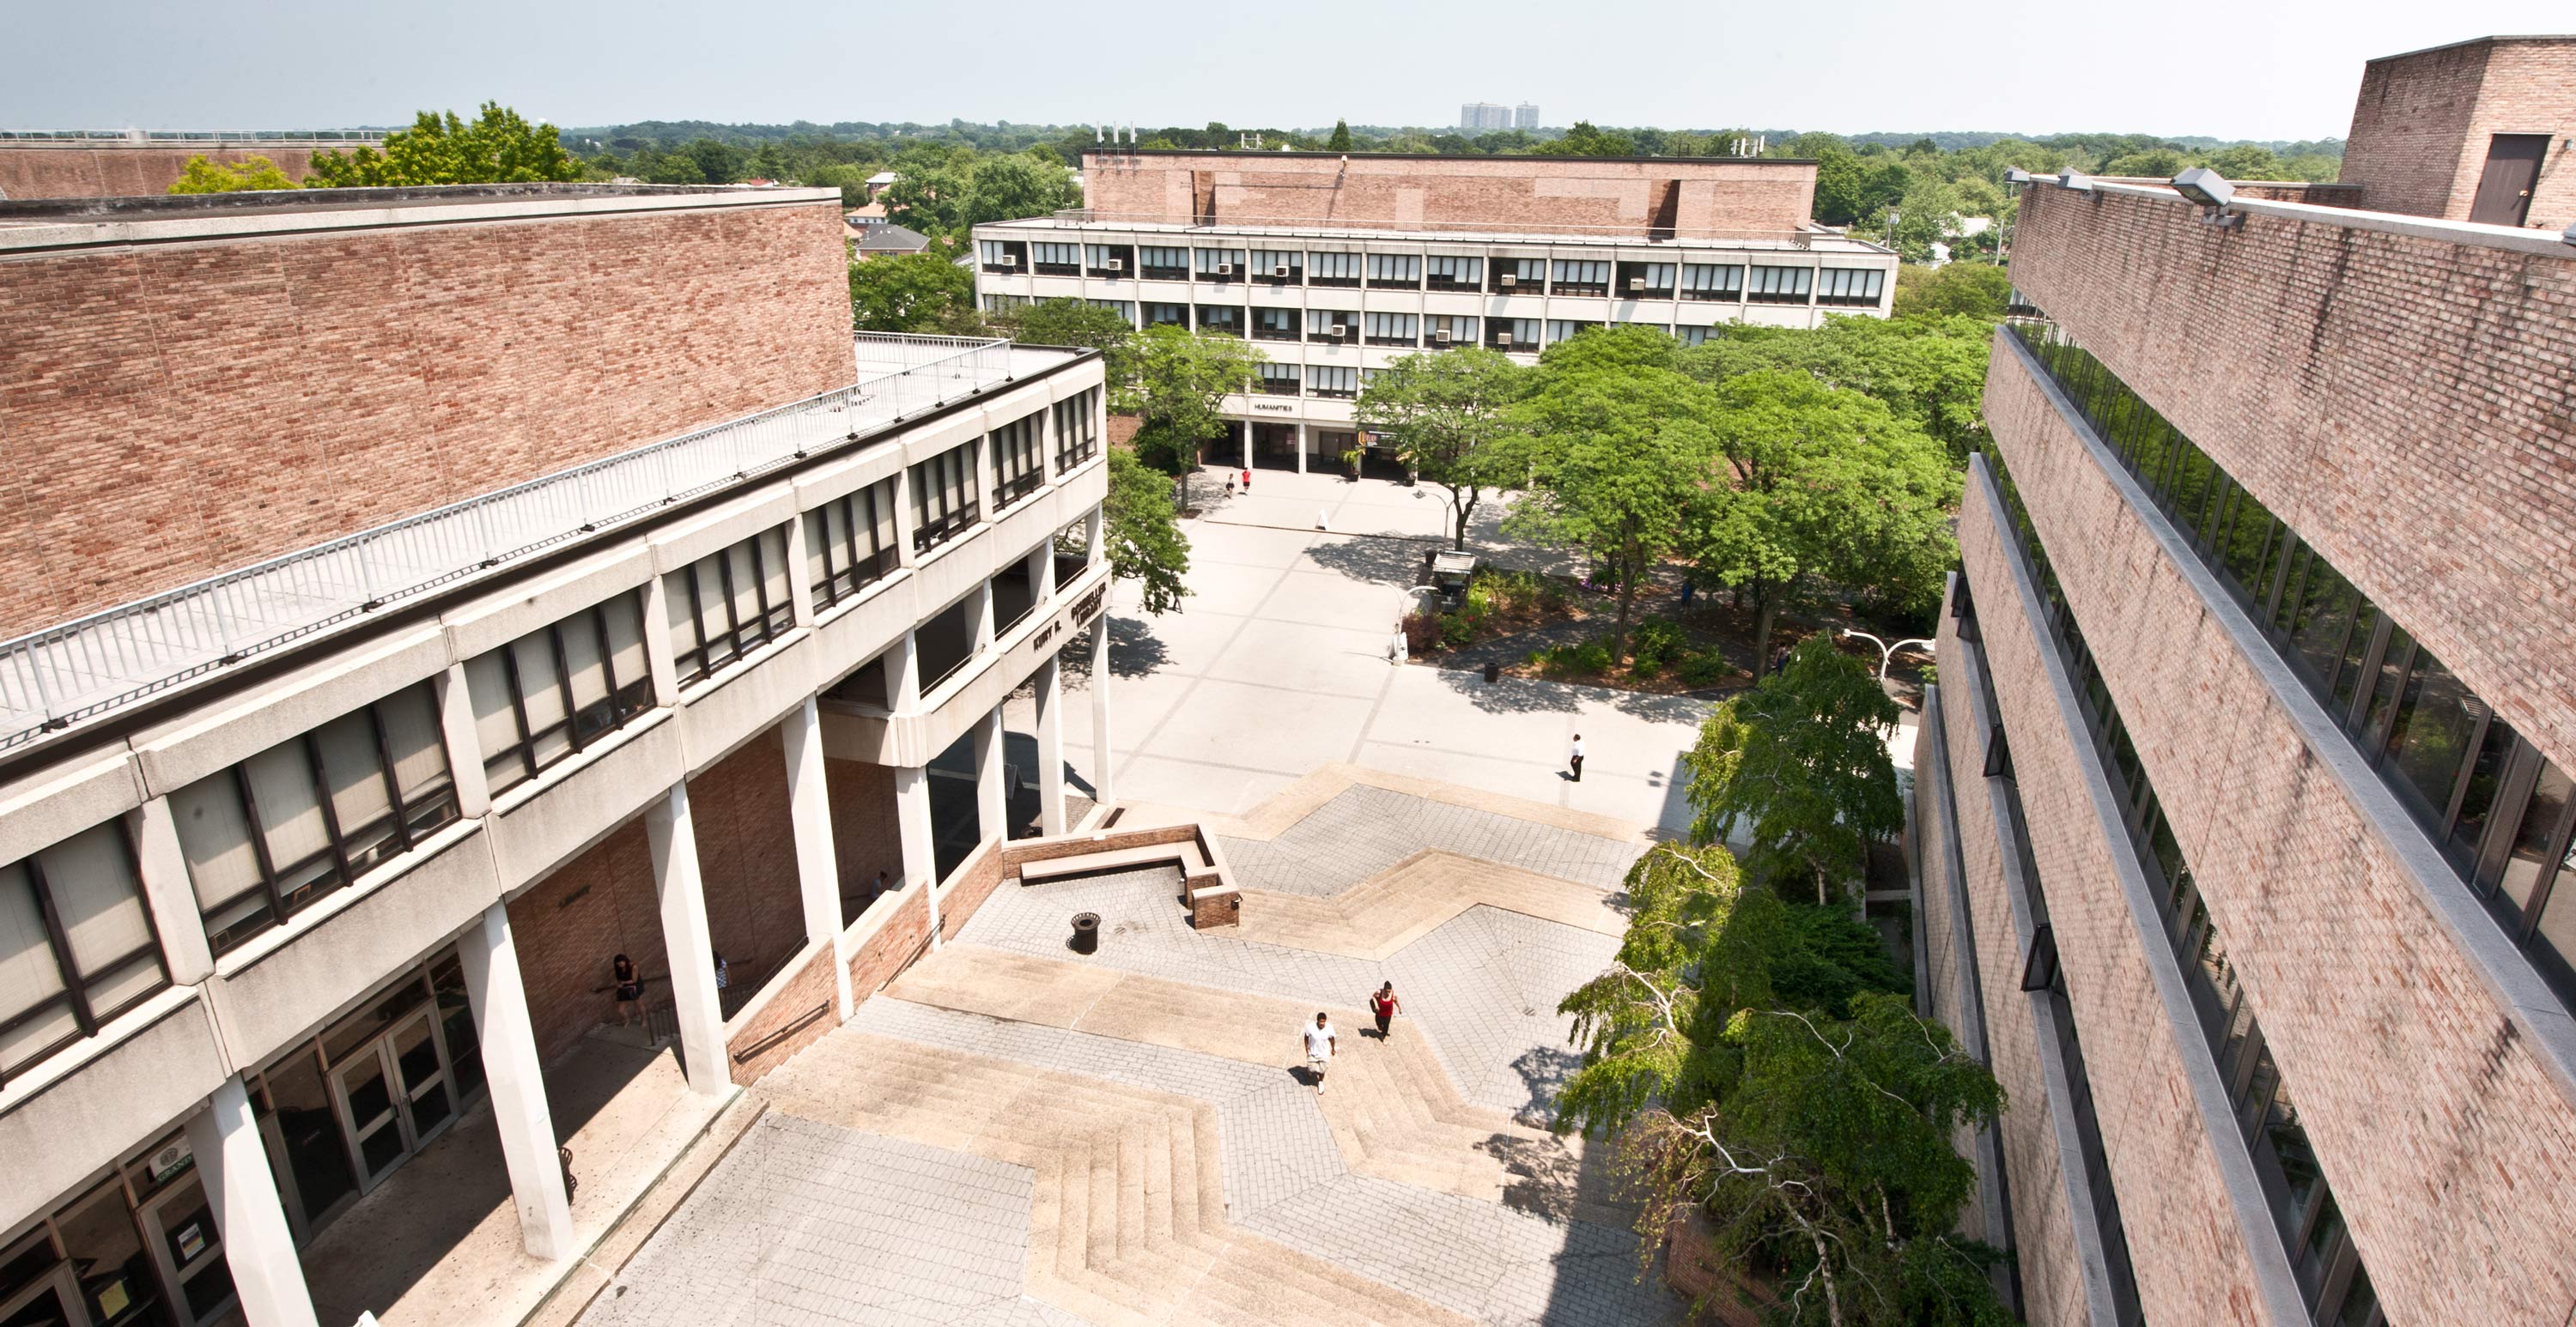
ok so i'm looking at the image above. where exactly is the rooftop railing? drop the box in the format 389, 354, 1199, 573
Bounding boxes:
1031, 208, 1851, 250
0, 334, 1013, 752
0, 130, 391, 145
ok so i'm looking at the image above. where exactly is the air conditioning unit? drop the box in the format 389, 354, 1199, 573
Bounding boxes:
1331, 324, 1350, 338
1629, 277, 1647, 292
1433, 330, 1453, 344
1217, 263, 1234, 276
1000, 255, 1018, 268
1106, 258, 1124, 271
1498, 274, 1517, 288
1273, 264, 1291, 278
1494, 331, 1513, 346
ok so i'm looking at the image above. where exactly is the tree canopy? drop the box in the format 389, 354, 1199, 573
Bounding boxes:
1121, 326, 1264, 506
1892, 264, 2014, 322
988, 299, 1137, 385
847, 251, 976, 334
1686, 316, 1994, 464
307, 104, 580, 187
962, 153, 1081, 227
1353, 348, 1527, 550
167, 155, 297, 193
1102, 450, 1192, 615
1682, 636, 1904, 903
1327, 120, 1352, 152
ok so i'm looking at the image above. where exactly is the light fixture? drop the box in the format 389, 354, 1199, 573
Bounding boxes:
2170, 167, 2234, 209
2057, 168, 2094, 193
2562, 221, 2576, 245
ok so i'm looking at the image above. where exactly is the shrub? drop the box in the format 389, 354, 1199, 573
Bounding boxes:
1539, 639, 1614, 676
1401, 610, 1442, 656
1440, 612, 1479, 650
1631, 615, 1686, 673
1678, 651, 1739, 687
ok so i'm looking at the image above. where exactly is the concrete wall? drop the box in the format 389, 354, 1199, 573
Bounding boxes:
2340, 36, 2576, 229
1079, 151, 1818, 237
2006, 181, 2576, 774
1979, 343, 2576, 1324
0, 144, 326, 199
0, 193, 852, 636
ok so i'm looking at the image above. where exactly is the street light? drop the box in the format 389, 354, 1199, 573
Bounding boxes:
1842, 628, 1933, 682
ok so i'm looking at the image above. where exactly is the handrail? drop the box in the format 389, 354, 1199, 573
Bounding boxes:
0, 334, 1012, 751
0, 130, 390, 145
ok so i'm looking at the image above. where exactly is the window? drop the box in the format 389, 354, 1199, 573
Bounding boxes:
1, 821, 167, 1086
1194, 305, 1242, 336
1139, 245, 1188, 281
1251, 306, 1301, 342
1030, 241, 1079, 275
1747, 265, 1814, 303
1306, 309, 1358, 342
1547, 319, 1602, 345
1194, 248, 1245, 281
665, 528, 794, 687
1615, 262, 1675, 296
1365, 253, 1422, 288
1488, 317, 1541, 349
1491, 258, 1546, 292
1084, 299, 1135, 326
1250, 249, 1302, 282
976, 239, 1025, 273
1676, 324, 1716, 347
1307, 251, 1362, 286
173, 683, 459, 955
1423, 315, 1479, 347
466, 592, 653, 799
1257, 363, 1301, 396
1425, 255, 1483, 288
805, 479, 900, 612
1084, 244, 1133, 277
909, 440, 979, 554
1680, 264, 1744, 300
1052, 389, 1100, 471
1309, 365, 1358, 398
1550, 259, 1610, 295
1816, 268, 1885, 306
990, 413, 1044, 508
1143, 302, 1188, 328
1364, 312, 1418, 347
979, 294, 1031, 312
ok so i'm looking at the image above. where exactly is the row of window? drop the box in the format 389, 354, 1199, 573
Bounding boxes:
987, 238, 1884, 303
1128, 302, 1722, 351
2012, 318, 2576, 1009
1971, 457, 2389, 1325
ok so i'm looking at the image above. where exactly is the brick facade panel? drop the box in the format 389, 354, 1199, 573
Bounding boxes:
0, 200, 851, 637
2007, 184, 2576, 775
2340, 38, 2576, 230
0, 145, 326, 200
724, 942, 837, 1086
1984, 345, 2576, 1324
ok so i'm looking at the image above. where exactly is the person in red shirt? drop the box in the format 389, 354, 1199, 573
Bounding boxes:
1370, 982, 1402, 1040
1242, 467, 1252, 493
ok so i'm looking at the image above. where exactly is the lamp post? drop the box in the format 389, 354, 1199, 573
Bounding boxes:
1842, 628, 1933, 682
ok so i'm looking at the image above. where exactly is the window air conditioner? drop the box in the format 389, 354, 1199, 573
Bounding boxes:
1217, 263, 1234, 276
1000, 255, 1018, 267
1498, 274, 1516, 288
1106, 258, 1124, 271
1494, 331, 1513, 346
1273, 264, 1291, 278
1433, 330, 1453, 344
1629, 277, 1647, 292
1332, 324, 1350, 338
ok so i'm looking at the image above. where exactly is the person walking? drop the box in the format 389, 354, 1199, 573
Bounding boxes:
1370, 983, 1403, 1040
1302, 1011, 1338, 1094
1242, 467, 1253, 494
610, 954, 642, 1027
1568, 733, 1586, 783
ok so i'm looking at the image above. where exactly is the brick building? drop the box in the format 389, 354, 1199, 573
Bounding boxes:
0, 133, 383, 200
1917, 37, 2576, 1327
0, 184, 1121, 1327
971, 148, 1893, 471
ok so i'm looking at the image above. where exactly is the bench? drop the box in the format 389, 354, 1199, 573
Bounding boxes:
1017, 839, 1210, 884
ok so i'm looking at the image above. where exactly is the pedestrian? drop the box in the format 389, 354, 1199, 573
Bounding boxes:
876, 870, 891, 902
1389, 619, 1409, 664
1303, 1011, 1338, 1094
1769, 645, 1791, 677
611, 954, 642, 1027
1370, 983, 1402, 1040
1680, 579, 1695, 609
1242, 467, 1253, 494
713, 951, 730, 993
1226, 471, 1237, 497
1569, 733, 1586, 783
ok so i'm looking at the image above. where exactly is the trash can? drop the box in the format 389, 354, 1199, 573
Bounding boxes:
1484, 662, 1502, 684
1071, 912, 1101, 954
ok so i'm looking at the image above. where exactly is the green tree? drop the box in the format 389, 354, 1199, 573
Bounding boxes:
1692, 369, 1959, 666
1327, 119, 1352, 152
990, 299, 1136, 383
1122, 325, 1265, 508
1555, 120, 1637, 156
1102, 449, 1193, 615
963, 153, 1080, 227
1505, 328, 1720, 664
1352, 348, 1527, 549
847, 251, 975, 332
306, 104, 580, 187
884, 167, 968, 234
1686, 316, 1993, 463
2099, 146, 2185, 179
1686, 636, 1902, 903
808, 163, 873, 209
683, 138, 748, 185
1893, 264, 2012, 321
167, 155, 297, 193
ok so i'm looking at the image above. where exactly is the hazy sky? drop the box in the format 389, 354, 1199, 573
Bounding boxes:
4, 0, 2570, 142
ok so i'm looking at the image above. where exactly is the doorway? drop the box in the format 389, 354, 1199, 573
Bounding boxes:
2469, 133, 2549, 227
328, 1007, 459, 1194
135, 1174, 234, 1327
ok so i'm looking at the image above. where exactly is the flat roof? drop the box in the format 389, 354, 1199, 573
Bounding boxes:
975, 213, 1893, 256
0, 183, 841, 251
2365, 32, 2576, 63
1083, 148, 1816, 167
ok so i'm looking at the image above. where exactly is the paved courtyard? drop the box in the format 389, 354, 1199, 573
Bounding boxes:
580, 779, 1681, 1327
1008, 467, 1714, 837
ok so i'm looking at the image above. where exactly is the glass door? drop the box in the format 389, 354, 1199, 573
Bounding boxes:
388, 1009, 455, 1143
330, 1040, 410, 1191
0, 1262, 90, 1327
135, 1176, 234, 1327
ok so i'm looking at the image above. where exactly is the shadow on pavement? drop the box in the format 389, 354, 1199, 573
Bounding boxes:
1054, 614, 1170, 680
1299, 530, 1441, 587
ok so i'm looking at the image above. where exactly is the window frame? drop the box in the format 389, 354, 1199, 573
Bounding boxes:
1549, 259, 1610, 296
806, 479, 901, 613
1137, 245, 1189, 281
474, 594, 654, 798
1306, 251, 1363, 287
0, 822, 170, 1088
1747, 264, 1815, 304
1051, 390, 1101, 473
666, 529, 795, 688
908, 440, 981, 554
989, 413, 1046, 510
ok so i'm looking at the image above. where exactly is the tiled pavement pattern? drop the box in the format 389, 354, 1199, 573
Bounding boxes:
580, 1113, 1082, 1327
1213, 786, 1638, 899
854, 999, 1679, 1327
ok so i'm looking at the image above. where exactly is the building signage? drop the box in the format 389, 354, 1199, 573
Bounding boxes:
1072, 585, 1107, 626
1250, 402, 1296, 414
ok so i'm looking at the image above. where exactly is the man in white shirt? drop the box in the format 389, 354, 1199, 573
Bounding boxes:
1568, 733, 1585, 783
1303, 1012, 1338, 1094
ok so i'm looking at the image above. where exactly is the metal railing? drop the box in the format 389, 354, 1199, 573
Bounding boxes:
0, 335, 1012, 751
0, 130, 390, 145
1036, 207, 1855, 249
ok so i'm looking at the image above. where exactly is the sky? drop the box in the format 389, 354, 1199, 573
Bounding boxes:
3, 0, 2571, 143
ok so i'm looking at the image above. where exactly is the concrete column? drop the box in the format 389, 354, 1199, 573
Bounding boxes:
890, 630, 923, 712
1027, 542, 1055, 607
183, 1078, 319, 1327
434, 662, 491, 819
969, 435, 994, 527
1239, 421, 1252, 473
972, 580, 997, 651
455, 902, 575, 1259
781, 699, 854, 1021
1034, 654, 1067, 836
894, 765, 940, 949
1089, 615, 1115, 809
1085, 504, 1105, 564
131, 797, 213, 985
640, 573, 681, 706
783, 512, 817, 627
643, 783, 727, 1094
890, 463, 920, 569
974, 706, 1007, 846
1295, 421, 1308, 474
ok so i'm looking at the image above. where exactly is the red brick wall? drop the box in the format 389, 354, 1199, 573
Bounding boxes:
824, 757, 902, 905
0, 198, 850, 637
2340, 37, 2576, 229
0, 145, 325, 199
725, 942, 836, 1086
1079, 153, 1816, 237
2005, 183, 2576, 775
690, 728, 807, 986
847, 888, 930, 999
1980, 347, 2576, 1324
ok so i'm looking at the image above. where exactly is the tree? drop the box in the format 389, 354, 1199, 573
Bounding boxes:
963, 153, 1079, 227
1893, 264, 2012, 321
1327, 120, 1352, 152
847, 251, 975, 332
990, 299, 1136, 383
1554, 120, 1637, 156
1692, 369, 1959, 668
1102, 449, 1193, 615
167, 155, 296, 193
1121, 326, 1264, 508
1685, 637, 1902, 904
884, 166, 967, 234
306, 104, 580, 187
1686, 314, 1996, 462
1352, 348, 1527, 549
1505, 329, 1721, 664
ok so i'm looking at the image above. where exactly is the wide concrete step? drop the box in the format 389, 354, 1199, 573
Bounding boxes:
1019, 838, 1211, 884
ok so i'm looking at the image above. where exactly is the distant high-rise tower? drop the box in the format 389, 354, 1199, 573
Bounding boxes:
1460, 102, 1510, 131
1515, 103, 1540, 130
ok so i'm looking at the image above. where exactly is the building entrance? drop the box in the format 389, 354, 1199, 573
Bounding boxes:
134, 1174, 231, 1327
327, 1005, 459, 1191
